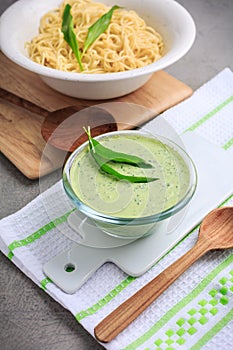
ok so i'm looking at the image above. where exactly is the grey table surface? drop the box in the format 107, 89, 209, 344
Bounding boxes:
0, 1, 233, 349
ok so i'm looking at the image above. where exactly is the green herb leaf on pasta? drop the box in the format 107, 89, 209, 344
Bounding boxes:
82, 5, 120, 56
62, 4, 83, 71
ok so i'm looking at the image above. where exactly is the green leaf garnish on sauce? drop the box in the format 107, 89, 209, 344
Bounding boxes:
84, 127, 159, 183
82, 5, 120, 57
62, 4, 83, 71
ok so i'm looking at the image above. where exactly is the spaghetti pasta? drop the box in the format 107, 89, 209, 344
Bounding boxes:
26, 0, 164, 73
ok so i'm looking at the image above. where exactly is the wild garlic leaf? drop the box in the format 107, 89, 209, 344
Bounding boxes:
82, 5, 120, 56
84, 127, 159, 183
62, 4, 83, 71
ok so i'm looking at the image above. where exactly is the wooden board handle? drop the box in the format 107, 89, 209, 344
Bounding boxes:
94, 240, 209, 343
0, 88, 49, 116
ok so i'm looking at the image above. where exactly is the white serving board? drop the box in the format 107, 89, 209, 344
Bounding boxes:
43, 133, 233, 293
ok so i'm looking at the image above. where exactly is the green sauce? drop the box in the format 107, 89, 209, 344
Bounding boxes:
70, 133, 190, 218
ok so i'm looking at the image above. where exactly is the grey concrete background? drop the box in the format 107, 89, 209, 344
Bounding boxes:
0, 1, 233, 349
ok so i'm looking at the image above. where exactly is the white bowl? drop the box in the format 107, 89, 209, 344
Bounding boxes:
0, 0, 196, 99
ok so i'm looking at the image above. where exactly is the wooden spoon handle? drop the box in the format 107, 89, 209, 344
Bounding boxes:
94, 240, 209, 343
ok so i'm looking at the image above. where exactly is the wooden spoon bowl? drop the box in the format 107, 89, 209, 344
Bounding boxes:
198, 206, 233, 249
41, 106, 118, 152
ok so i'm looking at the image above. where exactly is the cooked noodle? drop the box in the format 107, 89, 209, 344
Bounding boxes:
26, 0, 164, 73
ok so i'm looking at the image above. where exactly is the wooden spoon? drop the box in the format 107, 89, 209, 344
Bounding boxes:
41, 105, 117, 152
0, 88, 117, 152
94, 206, 233, 343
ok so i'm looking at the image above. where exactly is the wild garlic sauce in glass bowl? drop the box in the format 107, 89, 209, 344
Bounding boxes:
63, 130, 197, 239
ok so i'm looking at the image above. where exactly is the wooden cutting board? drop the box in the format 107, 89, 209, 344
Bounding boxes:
0, 52, 192, 179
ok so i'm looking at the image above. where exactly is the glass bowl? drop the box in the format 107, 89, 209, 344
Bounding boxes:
63, 130, 197, 239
